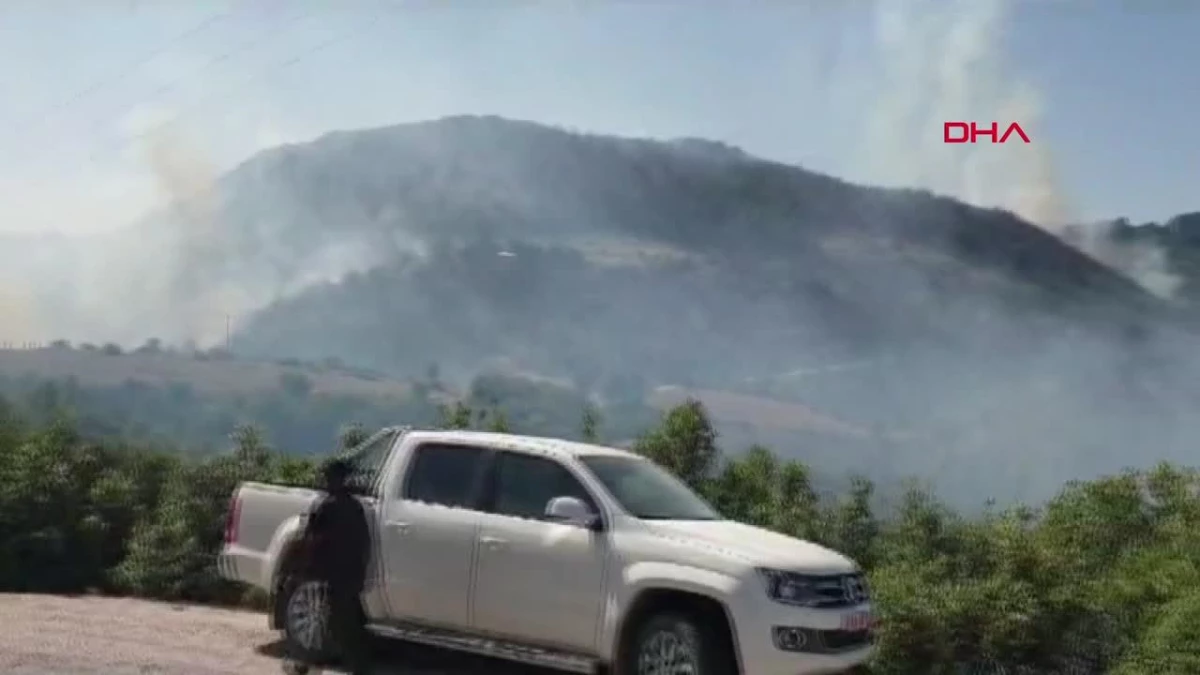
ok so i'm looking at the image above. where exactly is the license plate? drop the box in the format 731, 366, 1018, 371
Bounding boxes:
840, 610, 873, 631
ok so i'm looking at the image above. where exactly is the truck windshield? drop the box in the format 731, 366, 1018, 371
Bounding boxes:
579, 455, 721, 521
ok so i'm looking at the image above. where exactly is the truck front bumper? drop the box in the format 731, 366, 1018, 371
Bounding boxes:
735, 601, 876, 675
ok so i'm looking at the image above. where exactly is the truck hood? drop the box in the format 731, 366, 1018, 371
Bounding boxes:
641, 519, 857, 574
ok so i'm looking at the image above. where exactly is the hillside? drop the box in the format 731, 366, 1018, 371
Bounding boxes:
226, 116, 1154, 304
1105, 212, 1200, 300
0, 345, 409, 399
0, 345, 867, 466
218, 119, 1200, 502
218, 117, 1164, 374
7, 116, 1200, 503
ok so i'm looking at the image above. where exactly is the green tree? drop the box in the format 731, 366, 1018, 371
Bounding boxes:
580, 404, 601, 442
437, 402, 473, 430
1, 384, 1199, 675
231, 424, 271, 472
1114, 590, 1200, 675
338, 422, 369, 451
486, 409, 511, 433
633, 398, 718, 493
821, 476, 879, 570
135, 338, 163, 354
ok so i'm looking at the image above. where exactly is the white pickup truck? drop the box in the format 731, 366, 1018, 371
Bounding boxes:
218, 427, 875, 675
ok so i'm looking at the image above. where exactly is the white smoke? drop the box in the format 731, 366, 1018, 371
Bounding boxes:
861, 0, 1179, 296
863, 0, 1064, 227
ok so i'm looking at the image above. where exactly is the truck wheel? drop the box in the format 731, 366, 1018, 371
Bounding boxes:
627, 611, 736, 675
279, 576, 334, 663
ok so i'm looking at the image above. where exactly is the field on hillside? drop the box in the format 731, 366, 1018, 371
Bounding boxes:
0, 348, 412, 399
648, 384, 872, 437
0, 347, 879, 439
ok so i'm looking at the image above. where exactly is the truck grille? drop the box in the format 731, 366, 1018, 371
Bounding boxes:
808, 572, 870, 608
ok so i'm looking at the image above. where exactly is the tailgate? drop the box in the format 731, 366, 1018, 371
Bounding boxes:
218, 482, 321, 589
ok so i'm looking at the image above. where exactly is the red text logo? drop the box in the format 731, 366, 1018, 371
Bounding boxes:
943, 121, 1030, 144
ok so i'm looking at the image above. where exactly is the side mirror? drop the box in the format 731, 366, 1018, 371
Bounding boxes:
545, 496, 602, 531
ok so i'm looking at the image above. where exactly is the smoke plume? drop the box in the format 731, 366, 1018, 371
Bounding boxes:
861, 0, 1179, 297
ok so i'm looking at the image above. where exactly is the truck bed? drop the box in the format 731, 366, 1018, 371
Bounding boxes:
218, 481, 323, 591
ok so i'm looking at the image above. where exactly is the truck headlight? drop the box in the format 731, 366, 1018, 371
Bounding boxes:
756, 568, 826, 607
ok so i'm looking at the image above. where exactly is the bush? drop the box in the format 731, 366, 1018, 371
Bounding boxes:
0, 394, 1197, 674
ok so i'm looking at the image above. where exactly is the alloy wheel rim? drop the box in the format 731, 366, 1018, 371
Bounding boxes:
286, 580, 329, 651
636, 629, 700, 675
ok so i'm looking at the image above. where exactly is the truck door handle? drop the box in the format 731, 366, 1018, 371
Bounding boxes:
480, 536, 507, 550
386, 521, 410, 534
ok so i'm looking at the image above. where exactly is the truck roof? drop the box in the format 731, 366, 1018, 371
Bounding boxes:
395, 427, 639, 461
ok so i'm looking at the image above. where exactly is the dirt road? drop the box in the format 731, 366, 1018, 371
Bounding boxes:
0, 594, 545, 674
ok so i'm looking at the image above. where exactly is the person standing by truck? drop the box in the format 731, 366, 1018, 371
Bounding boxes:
283, 459, 374, 675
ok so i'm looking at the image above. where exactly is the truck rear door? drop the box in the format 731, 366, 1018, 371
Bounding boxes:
338, 427, 401, 622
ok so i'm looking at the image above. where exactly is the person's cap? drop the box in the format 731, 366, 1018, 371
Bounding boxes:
323, 459, 353, 482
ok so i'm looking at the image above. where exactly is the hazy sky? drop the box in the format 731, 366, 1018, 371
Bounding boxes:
0, 0, 1195, 236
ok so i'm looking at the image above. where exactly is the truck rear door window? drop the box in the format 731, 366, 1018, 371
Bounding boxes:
344, 429, 398, 494
403, 443, 489, 509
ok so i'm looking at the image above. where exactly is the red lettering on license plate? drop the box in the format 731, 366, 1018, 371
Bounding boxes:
840, 611, 873, 631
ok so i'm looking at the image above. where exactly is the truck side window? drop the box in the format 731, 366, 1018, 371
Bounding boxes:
489, 452, 597, 520
343, 429, 398, 495
403, 443, 488, 509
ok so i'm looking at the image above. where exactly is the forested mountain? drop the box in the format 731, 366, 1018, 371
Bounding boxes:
193, 116, 1190, 504
1105, 212, 1200, 301
6, 116, 1200, 504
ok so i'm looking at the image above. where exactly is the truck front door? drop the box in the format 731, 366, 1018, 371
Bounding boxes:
379, 442, 490, 629
471, 451, 608, 655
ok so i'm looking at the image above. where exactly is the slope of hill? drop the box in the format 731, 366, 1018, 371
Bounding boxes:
0, 345, 437, 455
1104, 212, 1200, 299
218, 115, 1153, 307
215, 116, 1165, 374
0, 346, 409, 398
8, 115, 1200, 504
187, 117, 1200, 503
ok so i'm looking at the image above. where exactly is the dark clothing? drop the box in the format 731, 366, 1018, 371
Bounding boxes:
285, 490, 374, 675
305, 492, 372, 592
329, 585, 371, 675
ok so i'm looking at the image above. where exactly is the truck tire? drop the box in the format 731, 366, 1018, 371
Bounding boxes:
624, 611, 737, 675
278, 575, 335, 663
